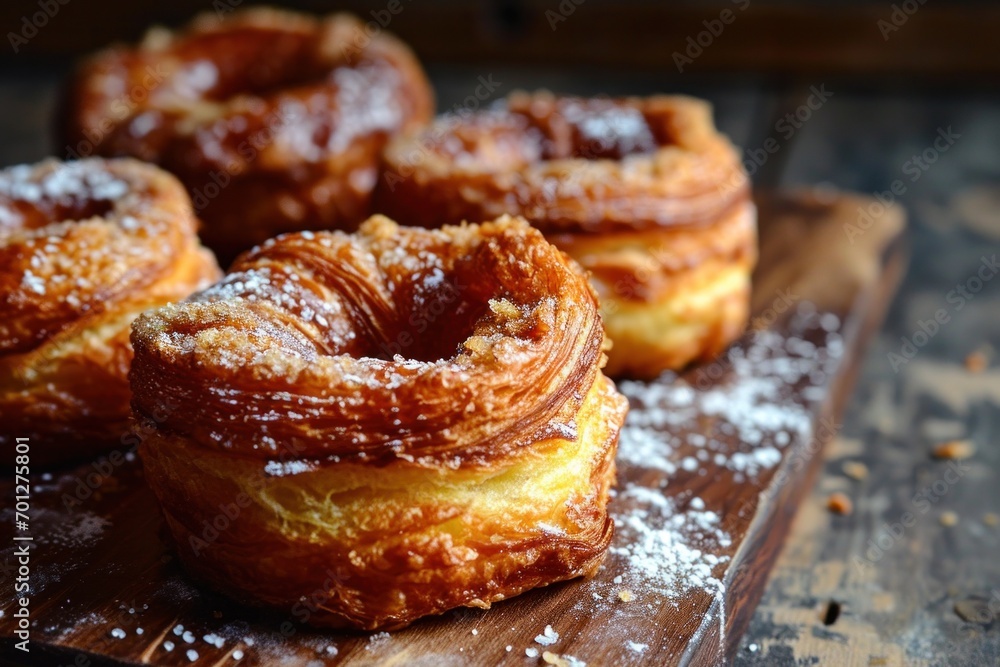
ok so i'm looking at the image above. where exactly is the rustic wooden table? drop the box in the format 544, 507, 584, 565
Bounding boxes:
1, 65, 997, 665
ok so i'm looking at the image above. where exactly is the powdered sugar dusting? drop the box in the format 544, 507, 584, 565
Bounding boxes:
617, 318, 843, 483
0, 159, 201, 342
608, 484, 730, 601
33, 510, 110, 550
0, 159, 129, 204
575, 307, 844, 655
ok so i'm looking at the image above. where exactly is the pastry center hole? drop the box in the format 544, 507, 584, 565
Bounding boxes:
369, 267, 494, 363
511, 98, 662, 161
1, 197, 116, 233
167, 31, 333, 102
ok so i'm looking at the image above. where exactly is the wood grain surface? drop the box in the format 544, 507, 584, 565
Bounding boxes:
734, 91, 1000, 667
0, 191, 904, 666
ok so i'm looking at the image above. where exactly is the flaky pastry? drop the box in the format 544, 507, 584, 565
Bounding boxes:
375, 91, 757, 378
131, 215, 628, 630
62, 7, 434, 264
0, 158, 219, 464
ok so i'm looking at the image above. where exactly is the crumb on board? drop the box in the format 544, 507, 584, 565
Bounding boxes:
940, 511, 959, 527
932, 440, 975, 460
983, 513, 999, 527
964, 350, 989, 373
617, 588, 633, 602
535, 625, 559, 646
542, 651, 586, 666
842, 461, 869, 480
827, 492, 853, 515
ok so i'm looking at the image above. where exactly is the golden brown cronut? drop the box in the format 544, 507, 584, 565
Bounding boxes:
62, 7, 434, 265
131, 215, 628, 630
375, 91, 757, 378
0, 158, 220, 465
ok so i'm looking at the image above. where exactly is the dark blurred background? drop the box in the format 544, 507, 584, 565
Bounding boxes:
2, 0, 999, 79
1, 0, 999, 192
2, 2, 999, 665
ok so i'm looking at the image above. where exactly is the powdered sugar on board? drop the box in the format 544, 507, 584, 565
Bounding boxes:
1, 301, 849, 666
566, 303, 845, 655
617, 305, 843, 483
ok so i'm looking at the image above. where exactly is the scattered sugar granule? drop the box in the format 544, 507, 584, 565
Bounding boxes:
182, 630, 196, 643
526, 647, 540, 657
203, 633, 225, 648
21, 270, 46, 295
506, 645, 513, 652
186, 649, 199, 662
535, 624, 559, 646
135, 628, 144, 636
626, 640, 648, 653
471, 628, 478, 636
232, 650, 244, 660
163, 641, 175, 652
366, 632, 391, 651
110, 628, 125, 639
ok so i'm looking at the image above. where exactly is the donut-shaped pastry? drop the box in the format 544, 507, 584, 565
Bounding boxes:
375, 91, 757, 378
0, 158, 220, 464
61, 8, 434, 264
131, 215, 627, 630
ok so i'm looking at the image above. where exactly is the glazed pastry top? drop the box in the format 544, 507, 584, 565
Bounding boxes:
0, 158, 203, 354
130, 216, 609, 468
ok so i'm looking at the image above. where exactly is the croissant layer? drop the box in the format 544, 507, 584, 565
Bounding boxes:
0, 158, 220, 464
375, 92, 757, 378
62, 8, 434, 263
131, 215, 628, 629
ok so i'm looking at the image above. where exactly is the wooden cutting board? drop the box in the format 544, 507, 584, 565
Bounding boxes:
0, 191, 905, 667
